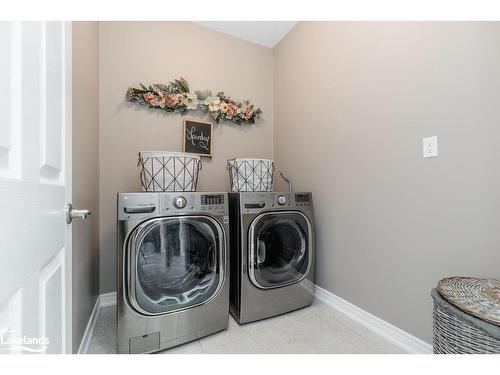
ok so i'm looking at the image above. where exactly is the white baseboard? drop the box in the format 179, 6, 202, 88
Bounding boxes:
77, 292, 117, 354
314, 285, 433, 354
78, 288, 432, 354
77, 296, 100, 354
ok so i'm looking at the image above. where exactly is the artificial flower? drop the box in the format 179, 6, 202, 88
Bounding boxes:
143, 92, 163, 107
181, 93, 199, 110
219, 101, 229, 114
158, 97, 167, 108
165, 94, 181, 108
226, 103, 240, 119
204, 96, 221, 112
143, 92, 155, 102
241, 105, 254, 120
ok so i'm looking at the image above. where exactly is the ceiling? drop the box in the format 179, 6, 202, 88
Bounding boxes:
194, 21, 298, 48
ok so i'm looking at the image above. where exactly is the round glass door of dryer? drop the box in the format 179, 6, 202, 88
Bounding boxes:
248, 212, 312, 289
127, 216, 225, 315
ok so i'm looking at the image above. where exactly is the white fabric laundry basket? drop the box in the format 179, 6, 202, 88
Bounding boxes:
227, 158, 274, 192
138, 151, 201, 192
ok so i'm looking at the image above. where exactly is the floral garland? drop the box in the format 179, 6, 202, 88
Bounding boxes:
126, 77, 262, 125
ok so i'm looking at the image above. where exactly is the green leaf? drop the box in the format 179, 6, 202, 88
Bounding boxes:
155, 84, 169, 91
195, 90, 210, 101
178, 77, 190, 93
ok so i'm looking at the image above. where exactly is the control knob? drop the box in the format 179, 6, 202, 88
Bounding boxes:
173, 196, 187, 209
277, 195, 287, 205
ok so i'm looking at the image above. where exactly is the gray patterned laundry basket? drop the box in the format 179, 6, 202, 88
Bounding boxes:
226, 158, 274, 192
432, 277, 500, 354
138, 151, 201, 192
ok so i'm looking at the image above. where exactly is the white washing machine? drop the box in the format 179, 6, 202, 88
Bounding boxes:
228, 192, 315, 324
116, 192, 229, 353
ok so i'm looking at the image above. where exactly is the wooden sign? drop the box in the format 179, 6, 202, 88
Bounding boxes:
183, 119, 212, 157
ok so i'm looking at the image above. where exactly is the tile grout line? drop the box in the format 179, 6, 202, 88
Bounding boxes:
242, 327, 267, 354
318, 332, 366, 354
86, 293, 414, 354
230, 316, 267, 353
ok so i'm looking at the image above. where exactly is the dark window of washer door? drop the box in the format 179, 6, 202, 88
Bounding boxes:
249, 212, 310, 288
132, 216, 222, 314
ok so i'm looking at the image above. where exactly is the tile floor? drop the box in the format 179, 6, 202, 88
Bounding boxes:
87, 300, 406, 354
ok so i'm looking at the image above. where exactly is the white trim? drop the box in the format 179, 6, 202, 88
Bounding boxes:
64, 20, 73, 354
77, 295, 100, 354
77, 292, 116, 354
314, 285, 433, 354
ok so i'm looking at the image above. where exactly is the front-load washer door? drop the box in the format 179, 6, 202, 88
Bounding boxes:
248, 211, 312, 289
127, 215, 225, 315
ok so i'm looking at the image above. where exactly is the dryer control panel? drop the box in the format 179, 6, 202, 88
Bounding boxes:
294, 193, 312, 207
238, 192, 313, 213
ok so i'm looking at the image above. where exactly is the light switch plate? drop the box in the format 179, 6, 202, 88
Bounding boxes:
423, 136, 438, 158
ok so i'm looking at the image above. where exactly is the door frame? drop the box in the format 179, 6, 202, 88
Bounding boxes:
63, 20, 73, 354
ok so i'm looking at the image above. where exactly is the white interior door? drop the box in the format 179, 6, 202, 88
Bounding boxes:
0, 21, 72, 354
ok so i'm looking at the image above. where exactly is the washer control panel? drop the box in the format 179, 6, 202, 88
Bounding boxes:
118, 192, 228, 220
277, 195, 287, 205
118, 193, 159, 220
201, 194, 225, 206
200, 194, 226, 212
173, 196, 187, 209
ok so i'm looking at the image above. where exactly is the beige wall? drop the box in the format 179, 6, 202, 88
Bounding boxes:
72, 22, 100, 353
274, 22, 500, 343
99, 22, 274, 293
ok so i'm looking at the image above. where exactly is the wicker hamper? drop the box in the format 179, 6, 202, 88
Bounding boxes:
432, 277, 500, 354
137, 151, 201, 192
226, 158, 274, 192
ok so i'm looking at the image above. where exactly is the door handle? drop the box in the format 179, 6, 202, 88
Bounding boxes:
66, 203, 92, 224
124, 206, 156, 214
244, 203, 266, 209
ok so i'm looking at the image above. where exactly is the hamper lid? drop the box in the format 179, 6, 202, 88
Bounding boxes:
437, 277, 500, 326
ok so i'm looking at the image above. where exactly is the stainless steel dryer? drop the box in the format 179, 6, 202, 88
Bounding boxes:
117, 192, 229, 353
228, 192, 315, 324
